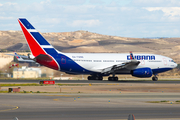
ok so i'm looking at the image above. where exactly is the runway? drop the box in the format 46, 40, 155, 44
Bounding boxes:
0, 93, 180, 120
1, 79, 180, 84
0, 79, 180, 120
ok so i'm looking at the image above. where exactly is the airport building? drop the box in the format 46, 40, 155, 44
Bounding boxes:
13, 66, 41, 78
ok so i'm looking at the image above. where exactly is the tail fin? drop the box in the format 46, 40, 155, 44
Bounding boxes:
13, 52, 19, 63
18, 18, 59, 70
14, 52, 20, 59
18, 18, 57, 57
130, 51, 135, 60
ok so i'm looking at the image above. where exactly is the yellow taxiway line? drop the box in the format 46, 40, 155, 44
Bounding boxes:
0, 104, 19, 112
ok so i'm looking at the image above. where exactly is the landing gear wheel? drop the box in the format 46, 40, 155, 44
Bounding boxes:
152, 76, 158, 81
88, 76, 103, 80
98, 76, 103, 81
108, 77, 112, 81
108, 77, 118, 81
88, 76, 93, 80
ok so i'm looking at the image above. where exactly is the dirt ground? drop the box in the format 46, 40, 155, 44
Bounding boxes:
1, 83, 180, 94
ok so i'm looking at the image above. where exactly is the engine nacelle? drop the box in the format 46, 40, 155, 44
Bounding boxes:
131, 68, 153, 78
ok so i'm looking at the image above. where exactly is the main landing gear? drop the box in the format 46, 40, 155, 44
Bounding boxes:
88, 75, 103, 80
152, 75, 158, 81
108, 76, 118, 81
108, 72, 118, 81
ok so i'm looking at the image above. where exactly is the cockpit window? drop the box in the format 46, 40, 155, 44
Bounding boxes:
170, 60, 176, 63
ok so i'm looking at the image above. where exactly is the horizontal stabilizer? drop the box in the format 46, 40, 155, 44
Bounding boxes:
6, 54, 28, 59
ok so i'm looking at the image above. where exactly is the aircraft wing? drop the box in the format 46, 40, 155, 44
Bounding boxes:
101, 60, 140, 75
101, 52, 140, 75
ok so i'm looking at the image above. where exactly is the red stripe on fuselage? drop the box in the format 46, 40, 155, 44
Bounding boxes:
36, 58, 59, 70
18, 20, 59, 70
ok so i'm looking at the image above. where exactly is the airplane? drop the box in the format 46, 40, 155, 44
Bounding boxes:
6, 52, 39, 65
17, 18, 177, 81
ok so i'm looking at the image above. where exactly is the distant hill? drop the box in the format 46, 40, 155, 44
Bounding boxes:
1, 30, 180, 63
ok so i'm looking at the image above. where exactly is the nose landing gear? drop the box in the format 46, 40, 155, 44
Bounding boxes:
152, 75, 158, 81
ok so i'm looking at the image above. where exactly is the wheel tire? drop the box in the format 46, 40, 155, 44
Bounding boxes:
98, 76, 103, 80
115, 77, 118, 81
154, 77, 158, 81
152, 77, 158, 81
88, 76, 92, 80
88, 76, 103, 80
108, 77, 112, 81
108, 77, 118, 81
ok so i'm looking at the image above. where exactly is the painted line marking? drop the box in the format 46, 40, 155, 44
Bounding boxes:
44, 95, 72, 97
0, 104, 19, 112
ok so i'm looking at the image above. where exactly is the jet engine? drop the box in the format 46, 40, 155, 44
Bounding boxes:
131, 68, 153, 78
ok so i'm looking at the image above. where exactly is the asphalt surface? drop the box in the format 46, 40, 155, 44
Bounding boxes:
0, 93, 180, 120
0, 79, 180, 120
1, 79, 180, 84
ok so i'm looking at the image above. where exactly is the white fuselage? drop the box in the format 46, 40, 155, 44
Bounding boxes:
62, 53, 177, 74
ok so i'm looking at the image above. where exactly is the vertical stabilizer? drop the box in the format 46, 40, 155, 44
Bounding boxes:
18, 18, 59, 70
18, 18, 57, 57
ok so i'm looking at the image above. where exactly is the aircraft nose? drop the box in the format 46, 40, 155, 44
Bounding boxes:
175, 62, 178, 68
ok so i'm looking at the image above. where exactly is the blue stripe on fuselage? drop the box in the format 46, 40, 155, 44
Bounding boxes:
44, 48, 93, 74
56, 54, 93, 74
152, 68, 172, 74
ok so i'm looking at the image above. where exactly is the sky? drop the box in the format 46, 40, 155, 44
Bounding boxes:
1, 0, 180, 38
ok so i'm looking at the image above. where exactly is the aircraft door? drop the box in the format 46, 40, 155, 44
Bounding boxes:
163, 58, 167, 66
141, 60, 145, 65
61, 56, 66, 64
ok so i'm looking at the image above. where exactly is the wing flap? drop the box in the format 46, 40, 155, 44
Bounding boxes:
101, 52, 140, 75
101, 61, 140, 75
